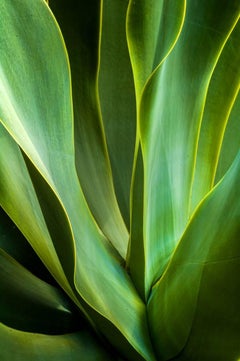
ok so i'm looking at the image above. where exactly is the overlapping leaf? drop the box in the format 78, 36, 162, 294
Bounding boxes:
0, 323, 116, 361
130, 0, 240, 298
148, 151, 240, 360
0, 206, 57, 284
126, 0, 186, 298
127, 0, 186, 102
0, 1, 155, 360
0, 0, 239, 360
215, 91, 240, 182
0, 125, 73, 296
190, 20, 240, 211
48, 0, 129, 257
98, 0, 136, 228
0, 248, 79, 334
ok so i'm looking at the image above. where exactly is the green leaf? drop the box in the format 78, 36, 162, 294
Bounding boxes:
0, 206, 58, 285
148, 151, 240, 360
126, 0, 186, 299
137, 0, 240, 297
127, 146, 145, 300
98, 0, 137, 228
0, 248, 80, 334
127, 0, 186, 101
18, 155, 147, 360
0, 323, 116, 361
48, 0, 129, 257
215, 91, 240, 182
190, 20, 240, 211
0, 2, 155, 359
0, 125, 73, 297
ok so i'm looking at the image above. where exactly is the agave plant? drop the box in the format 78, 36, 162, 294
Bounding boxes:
0, 0, 240, 360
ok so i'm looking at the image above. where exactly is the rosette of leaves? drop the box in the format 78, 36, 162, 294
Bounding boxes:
0, 0, 240, 360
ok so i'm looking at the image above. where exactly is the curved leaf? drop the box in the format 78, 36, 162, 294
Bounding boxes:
215, 90, 240, 182
0, 2, 155, 359
0, 323, 116, 361
0, 206, 56, 285
0, 125, 73, 296
0, 249, 80, 334
126, 0, 186, 299
98, 0, 136, 228
23, 152, 153, 361
48, 0, 129, 257
138, 0, 240, 296
148, 151, 240, 360
190, 20, 240, 211
127, 0, 186, 101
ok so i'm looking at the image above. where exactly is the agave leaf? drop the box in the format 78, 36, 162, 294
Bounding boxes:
23, 153, 149, 361
98, 0, 136, 228
0, 126, 93, 334
0, 206, 58, 285
0, 162, 137, 360
0, 248, 80, 334
48, 0, 129, 257
148, 151, 240, 360
0, 2, 155, 359
127, 146, 145, 299
215, 91, 240, 182
190, 20, 240, 211
0, 323, 116, 361
126, 0, 186, 101
0, 125, 73, 296
126, 0, 186, 298
134, 0, 240, 297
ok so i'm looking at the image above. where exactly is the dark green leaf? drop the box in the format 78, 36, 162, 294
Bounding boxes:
148, 151, 240, 360
0, 323, 116, 361
0, 249, 80, 334
138, 0, 240, 296
49, 0, 129, 257
0, 2, 156, 359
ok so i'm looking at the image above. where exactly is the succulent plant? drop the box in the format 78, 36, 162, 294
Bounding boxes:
0, 0, 240, 360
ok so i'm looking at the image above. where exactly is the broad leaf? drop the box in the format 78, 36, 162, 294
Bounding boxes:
0, 248, 80, 334
137, 0, 240, 297
0, 125, 73, 296
126, 0, 186, 298
148, 151, 240, 360
0, 1, 155, 360
0, 323, 116, 361
48, 0, 129, 257
190, 20, 240, 211
126, 0, 186, 102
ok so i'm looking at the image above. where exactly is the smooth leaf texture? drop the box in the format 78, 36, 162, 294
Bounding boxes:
0, 125, 74, 297
215, 91, 240, 182
0, 248, 79, 335
22, 152, 152, 361
1, 0, 239, 360
190, 20, 240, 211
127, 146, 146, 300
48, 0, 129, 257
126, 0, 186, 299
127, 0, 186, 102
0, 1, 155, 360
138, 0, 240, 297
98, 0, 136, 228
0, 206, 57, 285
0, 323, 116, 361
148, 151, 240, 360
